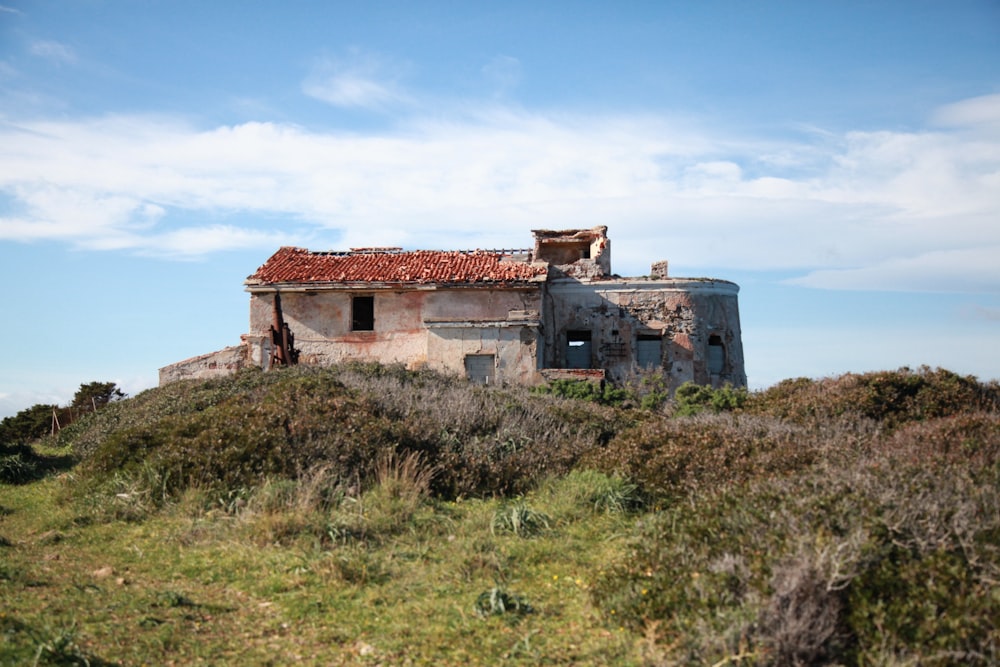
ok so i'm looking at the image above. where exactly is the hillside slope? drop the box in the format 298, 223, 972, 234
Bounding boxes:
2, 364, 998, 665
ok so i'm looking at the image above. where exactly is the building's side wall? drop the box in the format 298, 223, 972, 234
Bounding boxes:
245, 286, 542, 383
542, 279, 746, 390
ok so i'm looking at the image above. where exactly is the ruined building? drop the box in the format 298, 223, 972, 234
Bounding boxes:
159, 227, 746, 390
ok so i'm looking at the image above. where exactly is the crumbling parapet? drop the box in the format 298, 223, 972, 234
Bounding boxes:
158, 344, 248, 385
532, 226, 611, 279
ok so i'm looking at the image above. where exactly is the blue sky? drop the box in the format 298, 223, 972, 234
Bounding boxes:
1, 0, 999, 417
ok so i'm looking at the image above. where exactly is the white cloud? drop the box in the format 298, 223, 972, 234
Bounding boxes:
136, 225, 304, 260
302, 51, 410, 110
787, 246, 1000, 293
932, 93, 1000, 131
0, 93, 998, 290
29, 40, 77, 65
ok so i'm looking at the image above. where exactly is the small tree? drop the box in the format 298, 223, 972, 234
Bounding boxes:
0, 403, 57, 446
70, 381, 126, 413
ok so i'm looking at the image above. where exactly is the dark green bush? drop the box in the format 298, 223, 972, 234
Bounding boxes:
531, 378, 631, 406
0, 444, 43, 484
0, 403, 55, 446
847, 544, 995, 664
672, 381, 748, 416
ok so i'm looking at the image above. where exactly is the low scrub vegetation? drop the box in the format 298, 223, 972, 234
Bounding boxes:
1, 363, 997, 664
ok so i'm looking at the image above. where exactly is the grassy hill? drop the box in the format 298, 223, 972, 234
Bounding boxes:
2, 364, 998, 665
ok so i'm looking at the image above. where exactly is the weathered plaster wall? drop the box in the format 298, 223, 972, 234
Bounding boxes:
422, 287, 542, 383
245, 287, 543, 383
422, 288, 540, 323
426, 324, 539, 383
247, 290, 426, 368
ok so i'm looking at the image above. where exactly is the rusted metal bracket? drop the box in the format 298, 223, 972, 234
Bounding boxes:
269, 292, 299, 367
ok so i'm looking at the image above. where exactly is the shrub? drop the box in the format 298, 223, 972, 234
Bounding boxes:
0, 446, 40, 484
590, 459, 1000, 665
73, 370, 398, 503
672, 382, 748, 417
531, 378, 630, 406
878, 411, 1000, 469
63, 364, 626, 511
747, 366, 999, 431
583, 413, 824, 502
0, 442, 61, 484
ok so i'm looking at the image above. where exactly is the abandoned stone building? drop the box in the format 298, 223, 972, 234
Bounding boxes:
159, 227, 746, 390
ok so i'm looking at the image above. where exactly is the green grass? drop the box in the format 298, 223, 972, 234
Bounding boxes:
1, 474, 637, 665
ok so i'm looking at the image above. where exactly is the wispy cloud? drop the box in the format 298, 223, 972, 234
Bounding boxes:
787, 247, 1000, 293
302, 50, 410, 111
932, 93, 1000, 131
0, 94, 997, 289
29, 40, 77, 65
481, 55, 522, 98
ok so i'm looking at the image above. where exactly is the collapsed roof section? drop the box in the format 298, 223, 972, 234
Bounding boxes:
531, 226, 611, 279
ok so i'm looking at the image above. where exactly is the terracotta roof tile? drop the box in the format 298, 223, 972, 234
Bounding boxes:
247, 247, 548, 286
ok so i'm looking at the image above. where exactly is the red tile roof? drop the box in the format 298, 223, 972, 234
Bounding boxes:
247, 247, 548, 286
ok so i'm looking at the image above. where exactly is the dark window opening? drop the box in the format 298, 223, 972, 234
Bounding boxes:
636, 334, 662, 369
708, 334, 725, 375
465, 354, 496, 385
352, 295, 374, 331
566, 330, 592, 369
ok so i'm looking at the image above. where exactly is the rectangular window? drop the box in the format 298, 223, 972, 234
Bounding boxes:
464, 354, 495, 385
352, 295, 374, 331
566, 330, 592, 369
708, 334, 725, 374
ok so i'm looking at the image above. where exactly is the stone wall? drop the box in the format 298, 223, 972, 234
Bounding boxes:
541, 277, 745, 390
